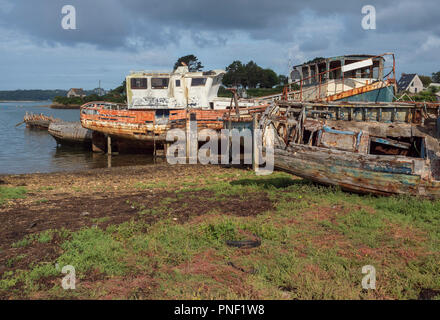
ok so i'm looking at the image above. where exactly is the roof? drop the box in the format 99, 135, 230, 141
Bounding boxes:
293, 54, 385, 68
68, 88, 85, 94
397, 74, 417, 91
128, 69, 225, 78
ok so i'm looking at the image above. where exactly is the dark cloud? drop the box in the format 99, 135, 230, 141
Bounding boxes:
1, 0, 437, 51
0, 0, 439, 90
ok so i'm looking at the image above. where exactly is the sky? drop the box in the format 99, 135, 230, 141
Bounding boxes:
0, 0, 439, 90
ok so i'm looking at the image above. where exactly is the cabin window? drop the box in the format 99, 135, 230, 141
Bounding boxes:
291, 69, 301, 81
151, 78, 169, 89
369, 136, 425, 158
329, 61, 342, 79
131, 78, 148, 89
191, 78, 207, 86
175, 80, 181, 87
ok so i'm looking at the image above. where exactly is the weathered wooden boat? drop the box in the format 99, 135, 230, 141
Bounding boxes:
48, 121, 92, 147
22, 112, 59, 130
259, 100, 440, 197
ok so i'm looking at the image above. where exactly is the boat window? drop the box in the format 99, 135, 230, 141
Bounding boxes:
155, 109, 170, 118
291, 69, 301, 81
329, 60, 342, 79
175, 79, 181, 87
151, 78, 169, 89
131, 78, 148, 89
191, 78, 207, 86
369, 136, 425, 158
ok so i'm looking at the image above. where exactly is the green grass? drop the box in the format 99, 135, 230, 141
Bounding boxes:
0, 186, 27, 205
2, 169, 440, 299
57, 227, 128, 277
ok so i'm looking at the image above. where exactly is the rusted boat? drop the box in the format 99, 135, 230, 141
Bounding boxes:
80, 65, 266, 151
247, 52, 440, 197
259, 100, 440, 197
48, 121, 92, 147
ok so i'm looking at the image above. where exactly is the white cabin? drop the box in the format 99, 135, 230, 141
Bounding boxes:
126, 66, 229, 110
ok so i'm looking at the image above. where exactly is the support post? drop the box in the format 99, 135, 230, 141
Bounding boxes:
153, 133, 157, 161
107, 135, 112, 155
252, 114, 259, 171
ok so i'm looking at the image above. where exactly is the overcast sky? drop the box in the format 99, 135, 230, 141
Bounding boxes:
0, 0, 439, 90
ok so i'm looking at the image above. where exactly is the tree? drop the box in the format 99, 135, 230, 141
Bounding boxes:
222, 60, 246, 87
432, 71, 440, 83
260, 69, 279, 88
222, 60, 280, 89
278, 75, 288, 85
304, 57, 325, 64
174, 54, 204, 72
419, 75, 432, 87
110, 80, 126, 95
245, 61, 263, 88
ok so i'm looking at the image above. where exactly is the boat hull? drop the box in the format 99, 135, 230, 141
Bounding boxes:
274, 144, 440, 197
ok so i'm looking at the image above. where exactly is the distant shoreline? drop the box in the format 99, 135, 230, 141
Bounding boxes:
0, 101, 81, 109
0, 100, 51, 103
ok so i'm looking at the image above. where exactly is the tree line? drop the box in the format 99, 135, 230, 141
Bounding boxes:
174, 54, 288, 89
0, 90, 68, 101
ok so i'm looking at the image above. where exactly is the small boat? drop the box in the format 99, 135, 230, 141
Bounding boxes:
22, 112, 58, 130
48, 121, 92, 147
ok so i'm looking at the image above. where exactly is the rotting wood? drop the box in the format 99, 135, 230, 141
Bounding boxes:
260, 100, 440, 197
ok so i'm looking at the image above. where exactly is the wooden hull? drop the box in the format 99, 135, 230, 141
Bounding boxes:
274, 144, 440, 197
48, 122, 92, 147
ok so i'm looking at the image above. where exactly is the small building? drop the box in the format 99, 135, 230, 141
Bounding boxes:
397, 74, 424, 93
67, 88, 86, 98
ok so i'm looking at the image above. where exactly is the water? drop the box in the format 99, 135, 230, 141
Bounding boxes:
0, 101, 155, 174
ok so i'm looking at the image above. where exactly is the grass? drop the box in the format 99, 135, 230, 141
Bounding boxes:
1, 169, 440, 299
0, 186, 27, 205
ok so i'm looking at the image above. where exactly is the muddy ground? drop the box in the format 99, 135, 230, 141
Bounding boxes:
0, 165, 272, 281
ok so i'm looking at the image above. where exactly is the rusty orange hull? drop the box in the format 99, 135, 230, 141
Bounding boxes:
80, 102, 227, 141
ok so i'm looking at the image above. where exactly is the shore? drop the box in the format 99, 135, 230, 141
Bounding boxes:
0, 101, 80, 109
1, 164, 440, 299
49, 104, 81, 109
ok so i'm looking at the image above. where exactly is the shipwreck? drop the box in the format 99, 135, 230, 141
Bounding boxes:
258, 53, 440, 197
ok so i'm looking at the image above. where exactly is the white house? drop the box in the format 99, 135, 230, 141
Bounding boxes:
67, 88, 86, 98
397, 74, 424, 93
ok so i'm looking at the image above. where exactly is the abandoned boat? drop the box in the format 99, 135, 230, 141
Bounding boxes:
48, 121, 92, 147
260, 100, 440, 197
285, 53, 396, 103
22, 112, 59, 130
80, 65, 265, 151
